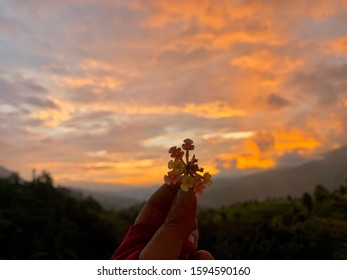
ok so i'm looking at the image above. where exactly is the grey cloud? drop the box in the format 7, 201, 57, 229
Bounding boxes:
0, 73, 47, 96
156, 48, 213, 70
60, 115, 167, 154
253, 132, 275, 152
61, 110, 121, 132
0, 16, 29, 34
0, 109, 43, 135
0, 113, 41, 160
0, 76, 16, 96
133, 60, 238, 107
43, 64, 70, 76
56, 111, 242, 160
267, 93, 291, 109
289, 63, 347, 106
298, 14, 347, 40
0, 73, 57, 110
62, 110, 115, 125
58, 105, 245, 153
20, 79, 47, 93
0, 139, 13, 150
24, 96, 59, 109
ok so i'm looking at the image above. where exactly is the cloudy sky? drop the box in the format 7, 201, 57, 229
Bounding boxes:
1, 0, 347, 189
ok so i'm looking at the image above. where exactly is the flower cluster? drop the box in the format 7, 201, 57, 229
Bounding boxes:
164, 138, 213, 194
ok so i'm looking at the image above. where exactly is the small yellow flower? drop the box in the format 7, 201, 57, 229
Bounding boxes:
182, 138, 195, 151
164, 171, 180, 185
168, 159, 184, 174
181, 175, 195, 192
203, 172, 213, 186
164, 139, 213, 194
194, 178, 206, 194
168, 146, 184, 159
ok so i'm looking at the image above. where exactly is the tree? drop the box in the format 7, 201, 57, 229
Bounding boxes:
8, 172, 20, 185
314, 185, 329, 203
36, 170, 54, 188
302, 192, 313, 212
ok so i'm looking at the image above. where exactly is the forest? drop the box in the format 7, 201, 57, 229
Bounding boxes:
0, 171, 346, 259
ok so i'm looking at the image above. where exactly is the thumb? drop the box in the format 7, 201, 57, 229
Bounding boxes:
139, 189, 197, 259
192, 250, 214, 260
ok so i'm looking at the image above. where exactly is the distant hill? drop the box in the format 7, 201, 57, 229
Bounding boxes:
68, 188, 142, 210
0, 165, 143, 210
199, 144, 347, 208
2, 143, 347, 210
0, 166, 14, 178
66, 145, 347, 209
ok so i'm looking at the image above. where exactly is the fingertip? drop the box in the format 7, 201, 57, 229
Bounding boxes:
134, 183, 181, 227
176, 188, 197, 209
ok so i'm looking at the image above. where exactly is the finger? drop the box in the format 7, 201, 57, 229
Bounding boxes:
179, 228, 199, 259
192, 250, 214, 260
139, 189, 197, 259
135, 183, 180, 228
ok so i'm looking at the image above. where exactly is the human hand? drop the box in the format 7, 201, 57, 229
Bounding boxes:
112, 183, 214, 260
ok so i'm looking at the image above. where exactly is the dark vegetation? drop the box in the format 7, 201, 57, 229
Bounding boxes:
199, 184, 347, 259
1, 171, 347, 259
0, 172, 139, 259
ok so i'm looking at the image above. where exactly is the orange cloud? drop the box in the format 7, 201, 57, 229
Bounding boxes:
202, 131, 254, 141
84, 160, 159, 185
236, 156, 275, 169
224, 73, 281, 109
29, 159, 167, 186
135, 0, 230, 29
30, 97, 75, 128
133, 0, 347, 56
181, 101, 245, 118
216, 128, 321, 171
30, 98, 245, 130
229, 50, 303, 102
330, 36, 347, 55
60, 76, 121, 92
100, 100, 245, 119
302, 112, 346, 149
217, 151, 275, 170
79, 58, 113, 71
273, 130, 320, 153
230, 50, 302, 74
247, 129, 320, 156
51, 57, 123, 94
213, 25, 289, 49
173, 30, 286, 53
132, 0, 291, 54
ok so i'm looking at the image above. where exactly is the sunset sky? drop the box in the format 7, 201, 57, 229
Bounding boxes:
1, 0, 347, 189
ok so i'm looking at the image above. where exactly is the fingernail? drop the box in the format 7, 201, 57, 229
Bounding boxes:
188, 233, 195, 245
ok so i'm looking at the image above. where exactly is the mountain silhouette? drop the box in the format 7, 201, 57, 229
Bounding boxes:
199, 144, 347, 208
0, 166, 15, 178
1, 144, 347, 209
